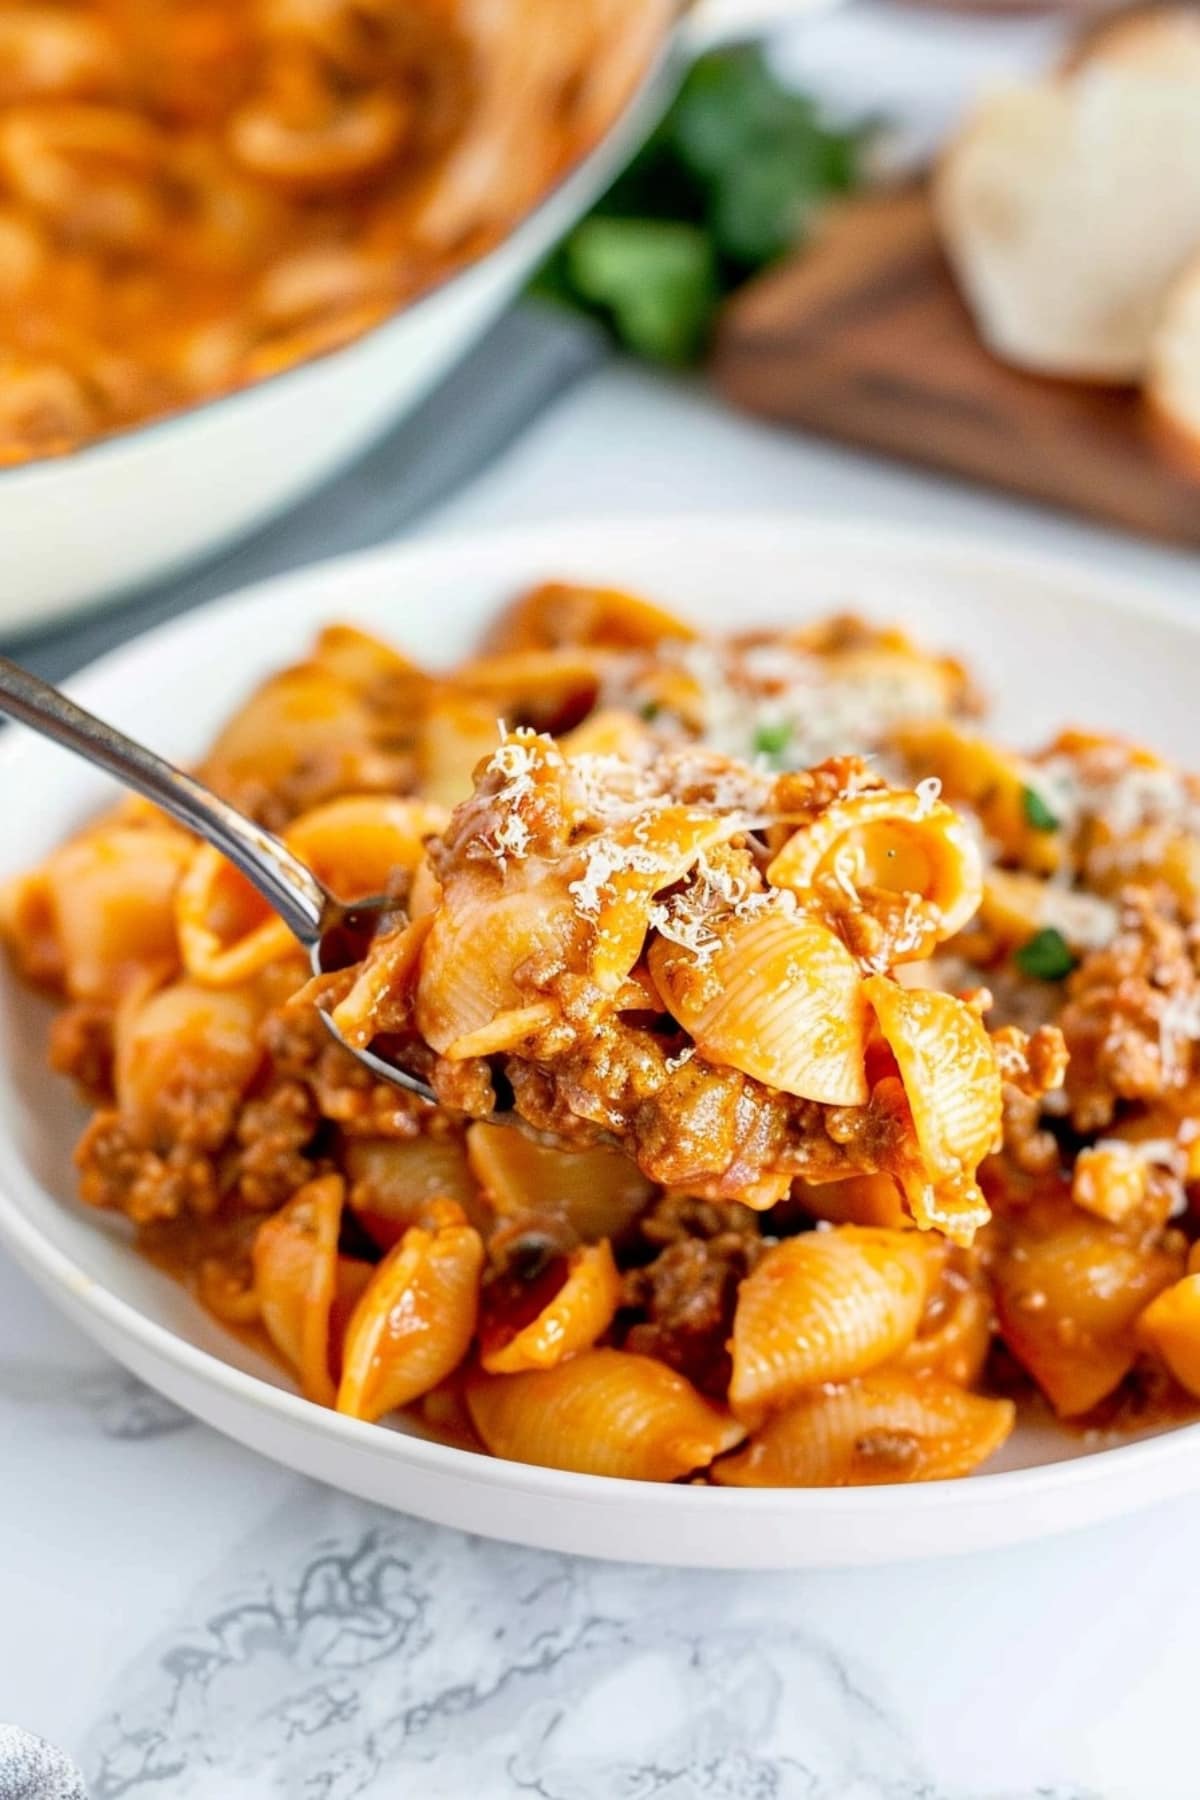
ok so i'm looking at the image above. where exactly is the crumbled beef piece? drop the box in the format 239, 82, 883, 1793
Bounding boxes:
262, 1002, 427, 1138
48, 1002, 114, 1103
998, 1085, 1062, 1177
621, 1197, 764, 1396
75, 1111, 220, 1224
990, 1021, 1070, 1175
771, 755, 885, 826
432, 1055, 499, 1119
234, 1079, 319, 1211
637, 1190, 762, 1248
1060, 886, 1200, 1132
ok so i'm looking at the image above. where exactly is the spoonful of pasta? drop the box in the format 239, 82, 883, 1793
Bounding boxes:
0, 656, 445, 1106
0, 654, 1064, 1238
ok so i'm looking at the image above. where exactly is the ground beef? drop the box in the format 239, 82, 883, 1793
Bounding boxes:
1059, 885, 1200, 1132
48, 1003, 115, 1103
210, 746, 414, 836
75, 1111, 221, 1224
620, 1195, 765, 1395
262, 1002, 429, 1138
991, 1021, 1070, 1175
234, 1078, 319, 1211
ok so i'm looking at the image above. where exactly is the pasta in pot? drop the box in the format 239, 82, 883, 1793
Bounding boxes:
0, 0, 673, 465
12, 574, 1200, 1487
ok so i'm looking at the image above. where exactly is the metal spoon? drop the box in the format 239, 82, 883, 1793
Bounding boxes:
0, 656, 444, 1106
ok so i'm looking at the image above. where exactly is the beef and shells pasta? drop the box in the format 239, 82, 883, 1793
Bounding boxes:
8, 576, 1200, 1486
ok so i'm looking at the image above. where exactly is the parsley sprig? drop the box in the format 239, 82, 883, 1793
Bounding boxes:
1014, 928, 1076, 982
1021, 784, 1060, 833
531, 46, 863, 366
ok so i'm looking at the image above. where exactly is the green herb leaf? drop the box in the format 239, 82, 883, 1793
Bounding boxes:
527, 45, 866, 367
1014, 927, 1076, 981
565, 217, 718, 365
753, 719, 792, 761
709, 151, 817, 269
1021, 784, 1060, 833
639, 698, 663, 721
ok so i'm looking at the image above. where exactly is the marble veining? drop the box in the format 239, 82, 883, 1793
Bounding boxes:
82, 1492, 1101, 1800
0, 1359, 192, 1440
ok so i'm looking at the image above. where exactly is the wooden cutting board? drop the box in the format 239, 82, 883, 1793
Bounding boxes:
712, 188, 1200, 546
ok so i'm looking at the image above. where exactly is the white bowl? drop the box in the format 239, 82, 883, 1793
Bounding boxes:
5, 515, 1199, 1568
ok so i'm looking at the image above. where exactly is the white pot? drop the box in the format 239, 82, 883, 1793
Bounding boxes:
0, 1, 817, 637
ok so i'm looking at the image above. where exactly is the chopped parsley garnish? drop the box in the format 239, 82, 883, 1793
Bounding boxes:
1014, 927, 1076, 981
529, 45, 864, 366
639, 698, 663, 722
1021, 784, 1060, 833
752, 719, 792, 762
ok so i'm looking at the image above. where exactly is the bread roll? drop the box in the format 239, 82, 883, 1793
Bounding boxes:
935, 56, 1200, 382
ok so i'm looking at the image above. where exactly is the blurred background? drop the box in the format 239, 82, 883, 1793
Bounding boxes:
2, 0, 1198, 672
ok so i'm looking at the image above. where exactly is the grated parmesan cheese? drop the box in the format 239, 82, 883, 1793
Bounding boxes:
1159, 989, 1200, 1082
1039, 754, 1200, 846
567, 836, 671, 917
604, 637, 951, 771
913, 775, 942, 817
476, 730, 547, 869
647, 899, 720, 964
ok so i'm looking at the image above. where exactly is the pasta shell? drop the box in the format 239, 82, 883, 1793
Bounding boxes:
176, 844, 293, 986
792, 1173, 910, 1230
893, 1252, 993, 1388
40, 825, 191, 1002
453, 647, 602, 730
560, 708, 654, 761
344, 1133, 485, 1246
329, 914, 431, 1048
284, 796, 447, 900
1138, 1274, 1200, 1399
578, 807, 744, 990
202, 664, 375, 796
0, 868, 60, 988
729, 1228, 932, 1424
893, 719, 1062, 877
440, 1001, 558, 1060
418, 687, 506, 811
864, 976, 1001, 1241
713, 1374, 1014, 1487
650, 905, 868, 1105
336, 1201, 483, 1423
415, 877, 579, 1057
767, 786, 982, 956
481, 1240, 621, 1373
311, 623, 422, 692
466, 1122, 652, 1242
252, 1174, 345, 1408
993, 1199, 1182, 1416
466, 1349, 745, 1481
484, 580, 696, 653
114, 978, 265, 1143
179, 798, 444, 990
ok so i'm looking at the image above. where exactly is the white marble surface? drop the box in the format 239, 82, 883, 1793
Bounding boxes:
4, 356, 1200, 1796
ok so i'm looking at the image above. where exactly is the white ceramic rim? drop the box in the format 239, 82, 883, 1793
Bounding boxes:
5, 513, 1200, 1555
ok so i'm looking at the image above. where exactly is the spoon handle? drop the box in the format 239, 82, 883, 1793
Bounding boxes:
0, 657, 328, 947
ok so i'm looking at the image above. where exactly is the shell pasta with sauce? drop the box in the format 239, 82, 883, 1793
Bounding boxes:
0, 0, 670, 464
6, 578, 1200, 1489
